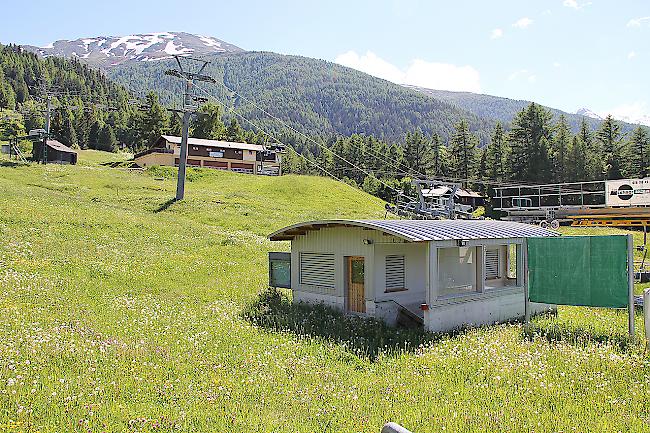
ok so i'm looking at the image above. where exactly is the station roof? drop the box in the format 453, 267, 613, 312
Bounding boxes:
159, 135, 264, 152
46, 140, 77, 154
269, 219, 558, 242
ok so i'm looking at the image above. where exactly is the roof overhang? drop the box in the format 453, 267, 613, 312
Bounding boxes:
268, 219, 559, 242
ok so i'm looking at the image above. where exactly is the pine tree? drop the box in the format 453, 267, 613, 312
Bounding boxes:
169, 113, 182, 136
191, 102, 225, 139
97, 124, 117, 152
508, 103, 553, 182
402, 130, 432, 175
225, 118, 244, 142
430, 133, 446, 176
56, 110, 78, 148
551, 115, 571, 182
578, 119, 602, 180
596, 114, 624, 180
626, 126, 650, 178
88, 121, 101, 150
448, 120, 477, 180
138, 92, 168, 147
486, 122, 506, 180
568, 135, 588, 181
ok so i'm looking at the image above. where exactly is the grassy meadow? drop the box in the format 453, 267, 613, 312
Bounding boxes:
0, 151, 649, 433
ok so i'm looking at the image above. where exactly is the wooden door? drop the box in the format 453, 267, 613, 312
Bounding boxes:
347, 256, 365, 313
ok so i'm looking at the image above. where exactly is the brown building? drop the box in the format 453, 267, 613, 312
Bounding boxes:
134, 135, 283, 175
32, 140, 78, 165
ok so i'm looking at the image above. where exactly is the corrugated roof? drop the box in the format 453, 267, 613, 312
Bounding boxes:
46, 140, 77, 154
160, 135, 264, 152
269, 219, 559, 242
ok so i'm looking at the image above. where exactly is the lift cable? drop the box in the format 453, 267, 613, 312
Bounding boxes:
193, 83, 377, 195
194, 82, 401, 194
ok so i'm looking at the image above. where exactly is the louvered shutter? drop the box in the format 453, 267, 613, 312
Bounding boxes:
485, 249, 499, 279
385, 255, 405, 292
299, 253, 335, 287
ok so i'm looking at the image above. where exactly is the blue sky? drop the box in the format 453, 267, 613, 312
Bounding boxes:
2, 0, 649, 123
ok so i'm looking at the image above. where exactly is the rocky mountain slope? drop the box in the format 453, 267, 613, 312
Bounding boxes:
23, 32, 243, 68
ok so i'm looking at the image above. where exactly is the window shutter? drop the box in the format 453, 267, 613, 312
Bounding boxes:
385, 255, 405, 291
299, 253, 335, 287
485, 249, 499, 279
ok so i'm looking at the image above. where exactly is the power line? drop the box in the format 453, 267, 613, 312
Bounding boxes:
192, 83, 365, 194
196, 81, 401, 194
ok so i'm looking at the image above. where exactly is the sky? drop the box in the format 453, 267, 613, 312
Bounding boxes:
1, 0, 649, 123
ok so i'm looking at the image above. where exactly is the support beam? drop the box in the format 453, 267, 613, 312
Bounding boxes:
628, 234, 635, 339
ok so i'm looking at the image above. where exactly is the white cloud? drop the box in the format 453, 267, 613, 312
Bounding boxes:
602, 102, 650, 126
334, 51, 404, 83
508, 69, 537, 83
490, 28, 503, 39
628, 51, 637, 60
542, 9, 552, 16
553, 61, 562, 68
627, 16, 650, 27
334, 50, 481, 92
563, 0, 592, 10
512, 17, 533, 29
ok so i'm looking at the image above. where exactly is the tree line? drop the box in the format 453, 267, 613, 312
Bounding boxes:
282, 103, 650, 202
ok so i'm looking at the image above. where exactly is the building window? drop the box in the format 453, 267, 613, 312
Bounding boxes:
385, 255, 406, 292
483, 244, 521, 290
299, 252, 335, 288
437, 247, 479, 297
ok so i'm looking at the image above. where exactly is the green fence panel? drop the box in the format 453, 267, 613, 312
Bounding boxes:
527, 236, 628, 308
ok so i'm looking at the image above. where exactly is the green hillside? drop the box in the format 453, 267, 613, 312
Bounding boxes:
0, 154, 648, 432
408, 86, 640, 135
108, 51, 495, 144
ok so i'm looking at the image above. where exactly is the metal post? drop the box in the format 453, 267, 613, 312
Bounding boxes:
43, 97, 51, 164
164, 55, 216, 202
176, 110, 191, 201
522, 239, 531, 323
643, 289, 650, 348
628, 234, 635, 339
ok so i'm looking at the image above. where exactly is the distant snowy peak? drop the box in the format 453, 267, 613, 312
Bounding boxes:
575, 107, 603, 120
24, 32, 244, 68
576, 107, 650, 127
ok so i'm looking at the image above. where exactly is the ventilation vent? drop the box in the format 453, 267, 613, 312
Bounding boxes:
485, 249, 499, 279
385, 255, 406, 292
299, 253, 335, 287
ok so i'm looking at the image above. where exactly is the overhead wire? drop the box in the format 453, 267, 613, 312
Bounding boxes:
192, 83, 371, 195
194, 82, 401, 194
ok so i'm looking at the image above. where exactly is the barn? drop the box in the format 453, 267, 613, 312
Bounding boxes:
32, 140, 78, 165
269, 219, 558, 332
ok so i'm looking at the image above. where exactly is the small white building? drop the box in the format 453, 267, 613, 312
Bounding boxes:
269, 219, 557, 332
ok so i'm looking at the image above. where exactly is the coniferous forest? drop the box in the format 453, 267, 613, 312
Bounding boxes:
1, 44, 649, 204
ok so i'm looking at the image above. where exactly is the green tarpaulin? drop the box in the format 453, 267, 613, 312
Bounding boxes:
527, 236, 629, 308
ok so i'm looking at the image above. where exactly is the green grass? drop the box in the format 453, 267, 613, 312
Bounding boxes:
0, 151, 649, 433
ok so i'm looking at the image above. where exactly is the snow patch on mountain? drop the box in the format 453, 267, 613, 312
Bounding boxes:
576, 106, 650, 127
23, 32, 244, 69
575, 107, 603, 120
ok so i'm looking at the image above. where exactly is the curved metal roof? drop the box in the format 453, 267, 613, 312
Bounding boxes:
268, 219, 559, 242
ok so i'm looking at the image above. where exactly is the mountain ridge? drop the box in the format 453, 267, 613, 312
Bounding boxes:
23, 32, 244, 68
19, 31, 647, 141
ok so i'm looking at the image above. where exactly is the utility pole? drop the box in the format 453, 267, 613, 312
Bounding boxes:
164, 55, 216, 201
43, 95, 52, 164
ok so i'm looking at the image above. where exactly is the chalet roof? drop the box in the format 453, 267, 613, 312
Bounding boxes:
46, 140, 77, 154
269, 219, 558, 242
160, 135, 264, 152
